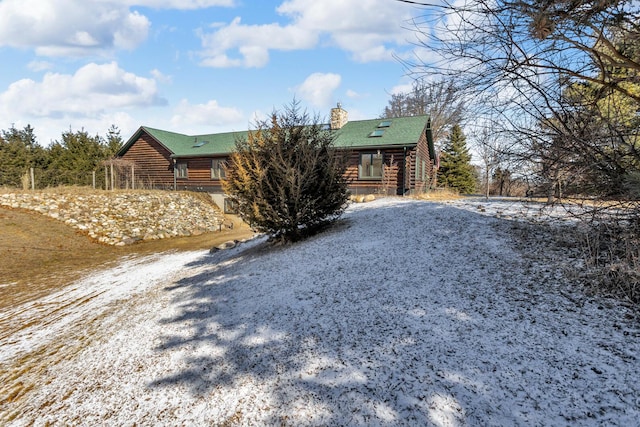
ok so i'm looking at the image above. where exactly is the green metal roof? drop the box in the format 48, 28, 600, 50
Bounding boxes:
141, 127, 247, 157
332, 115, 429, 149
120, 115, 431, 158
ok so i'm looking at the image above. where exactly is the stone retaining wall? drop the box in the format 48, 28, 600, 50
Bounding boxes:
0, 191, 225, 246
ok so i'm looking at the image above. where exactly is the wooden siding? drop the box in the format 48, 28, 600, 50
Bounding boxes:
174, 156, 228, 193
345, 147, 411, 195
120, 129, 431, 196
407, 131, 432, 194
120, 133, 174, 189
120, 132, 228, 192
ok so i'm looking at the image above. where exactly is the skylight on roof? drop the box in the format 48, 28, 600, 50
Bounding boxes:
193, 140, 210, 148
378, 120, 392, 128
369, 129, 385, 137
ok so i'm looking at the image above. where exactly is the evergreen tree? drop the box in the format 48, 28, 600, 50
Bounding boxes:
105, 125, 124, 157
439, 124, 477, 193
551, 28, 640, 198
223, 102, 349, 243
47, 129, 108, 186
0, 125, 47, 187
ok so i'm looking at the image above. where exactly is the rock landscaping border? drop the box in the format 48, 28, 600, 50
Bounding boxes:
0, 191, 225, 246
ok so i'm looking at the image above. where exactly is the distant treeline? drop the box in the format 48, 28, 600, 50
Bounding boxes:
0, 125, 123, 189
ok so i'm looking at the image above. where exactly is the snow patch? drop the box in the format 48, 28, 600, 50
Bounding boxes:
1, 198, 638, 425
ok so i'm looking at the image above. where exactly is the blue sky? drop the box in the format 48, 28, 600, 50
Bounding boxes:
0, 0, 431, 145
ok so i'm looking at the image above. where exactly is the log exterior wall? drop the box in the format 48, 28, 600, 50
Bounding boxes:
407, 131, 432, 194
174, 156, 228, 193
119, 134, 174, 190
121, 126, 432, 195
344, 147, 411, 196
343, 128, 432, 196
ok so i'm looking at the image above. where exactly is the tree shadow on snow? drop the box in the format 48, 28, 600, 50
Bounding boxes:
147, 200, 634, 426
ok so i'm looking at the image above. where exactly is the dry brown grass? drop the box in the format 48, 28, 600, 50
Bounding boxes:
0, 199, 254, 311
1, 185, 121, 195
413, 188, 462, 201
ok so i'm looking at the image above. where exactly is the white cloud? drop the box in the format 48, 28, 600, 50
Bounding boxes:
199, 0, 416, 68
151, 69, 172, 84
0, 62, 165, 119
278, 0, 412, 62
390, 82, 413, 95
0, 61, 167, 145
0, 0, 149, 57
27, 61, 54, 72
295, 72, 341, 108
199, 17, 317, 68
103, 111, 140, 141
170, 99, 244, 127
0, 0, 241, 58
123, 0, 236, 8
250, 109, 269, 125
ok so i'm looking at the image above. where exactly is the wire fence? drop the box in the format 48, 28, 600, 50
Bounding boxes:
0, 163, 162, 191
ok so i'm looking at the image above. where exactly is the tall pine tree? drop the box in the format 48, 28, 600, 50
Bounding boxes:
0, 125, 47, 187
105, 125, 124, 157
47, 129, 108, 186
438, 124, 476, 193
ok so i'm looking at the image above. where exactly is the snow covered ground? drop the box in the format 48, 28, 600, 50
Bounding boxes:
1, 197, 639, 426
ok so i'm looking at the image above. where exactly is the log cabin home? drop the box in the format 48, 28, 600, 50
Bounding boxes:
117, 105, 436, 210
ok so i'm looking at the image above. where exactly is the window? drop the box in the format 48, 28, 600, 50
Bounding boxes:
211, 158, 226, 179
378, 120, 392, 128
369, 129, 385, 137
415, 157, 428, 182
175, 161, 188, 179
359, 152, 383, 179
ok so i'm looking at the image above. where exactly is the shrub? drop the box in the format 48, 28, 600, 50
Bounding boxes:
223, 103, 349, 242
581, 215, 640, 304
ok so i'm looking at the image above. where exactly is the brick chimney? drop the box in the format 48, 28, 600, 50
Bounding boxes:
330, 102, 348, 130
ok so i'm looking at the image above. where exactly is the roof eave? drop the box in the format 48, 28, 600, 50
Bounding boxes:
117, 126, 176, 157
168, 141, 419, 157
425, 118, 436, 163
336, 142, 419, 150
170, 153, 229, 159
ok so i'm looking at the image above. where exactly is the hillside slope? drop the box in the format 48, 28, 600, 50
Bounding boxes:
0, 189, 252, 310
1, 198, 638, 426
0, 190, 225, 245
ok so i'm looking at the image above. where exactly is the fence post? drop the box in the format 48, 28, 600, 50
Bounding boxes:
92, 170, 96, 189
110, 163, 115, 191
173, 158, 177, 191
131, 164, 135, 190
30, 167, 35, 190
104, 166, 108, 190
